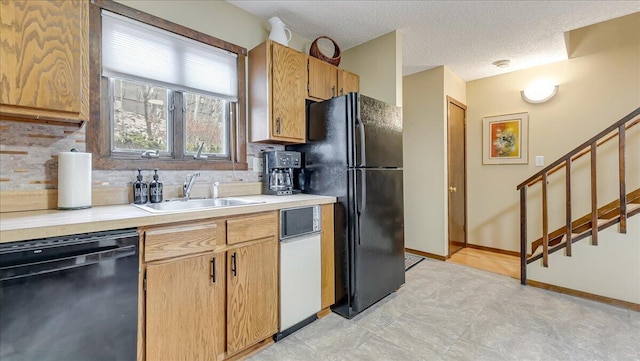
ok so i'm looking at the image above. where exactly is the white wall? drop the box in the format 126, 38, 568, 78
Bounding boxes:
466, 44, 640, 253
402, 66, 468, 257
466, 21, 640, 253
403, 67, 446, 255
116, 0, 309, 52
341, 31, 403, 107
528, 215, 640, 304
522, 26, 640, 302
444, 67, 467, 105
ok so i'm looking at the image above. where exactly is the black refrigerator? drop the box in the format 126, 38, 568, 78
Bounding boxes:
287, 93, 405, 319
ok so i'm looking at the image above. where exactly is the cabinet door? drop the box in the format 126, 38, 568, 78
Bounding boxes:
308, 56, 338, 100
271, 42, 306, 142
0, 0, 89, 123
146, 252, 225, 361
227, 238, 278, 355
338, 69, 360, 96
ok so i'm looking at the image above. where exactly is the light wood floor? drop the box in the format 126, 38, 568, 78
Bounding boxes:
447, 248, 520, 279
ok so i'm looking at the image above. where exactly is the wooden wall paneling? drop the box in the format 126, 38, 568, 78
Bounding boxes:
0, 182, 263, 213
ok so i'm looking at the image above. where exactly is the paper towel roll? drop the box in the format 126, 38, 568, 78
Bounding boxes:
58, 151, 92, 210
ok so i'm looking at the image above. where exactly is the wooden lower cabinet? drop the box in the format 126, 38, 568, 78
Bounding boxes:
145, 251, 226, 361
142, 212, 280, 360
226, 237, 278, 355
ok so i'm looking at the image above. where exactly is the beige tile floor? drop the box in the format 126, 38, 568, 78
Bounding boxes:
248, 258, 640, 361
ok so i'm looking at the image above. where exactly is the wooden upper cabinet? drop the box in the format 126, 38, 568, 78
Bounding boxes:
338, 69, 360, 96
0, 0, 89, 124
249, 40, 306, 144
308, 56, 337, 100
226, 237, 278, 356
146, 251, 226, 361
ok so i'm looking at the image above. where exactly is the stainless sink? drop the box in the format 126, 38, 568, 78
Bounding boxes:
132, 198, 264, 213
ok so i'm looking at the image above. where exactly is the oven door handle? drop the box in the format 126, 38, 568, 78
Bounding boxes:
0, 245, 137, 282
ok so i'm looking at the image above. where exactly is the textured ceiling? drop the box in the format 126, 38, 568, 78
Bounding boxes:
227, 1, 640, 81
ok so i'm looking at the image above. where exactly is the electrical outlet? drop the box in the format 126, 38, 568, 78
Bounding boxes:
252, 157, 263, 173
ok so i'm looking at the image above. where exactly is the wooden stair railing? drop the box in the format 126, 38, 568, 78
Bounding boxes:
528, 188, 640, 260
517, 107, 640, 285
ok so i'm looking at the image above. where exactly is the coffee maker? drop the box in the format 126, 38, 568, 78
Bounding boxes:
262, 150, 301, 195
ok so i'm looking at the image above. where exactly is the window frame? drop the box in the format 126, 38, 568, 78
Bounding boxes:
87, 0, 247, 171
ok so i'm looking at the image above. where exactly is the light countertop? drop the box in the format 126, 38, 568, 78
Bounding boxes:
0, 194, 336, 244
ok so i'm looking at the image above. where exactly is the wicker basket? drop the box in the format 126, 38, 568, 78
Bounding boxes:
309, 36, 341, 66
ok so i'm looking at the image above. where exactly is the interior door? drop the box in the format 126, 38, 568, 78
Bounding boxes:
447, 96, 467, 256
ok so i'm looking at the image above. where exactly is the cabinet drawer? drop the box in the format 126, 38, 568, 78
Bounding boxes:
144, 220, 225, 262
226, 212, 278, 245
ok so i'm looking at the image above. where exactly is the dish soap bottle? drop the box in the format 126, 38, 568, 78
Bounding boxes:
133, 169, 148, 204
149, 169, 163, 203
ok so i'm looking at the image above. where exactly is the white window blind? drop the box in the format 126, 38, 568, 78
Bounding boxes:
101, 11, 238, 101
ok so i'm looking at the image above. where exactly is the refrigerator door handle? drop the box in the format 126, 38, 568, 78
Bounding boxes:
357, 169, 367, 216
357, 120, 366, 167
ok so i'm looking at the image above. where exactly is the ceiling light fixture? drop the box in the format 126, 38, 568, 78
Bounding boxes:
492, 59, 510, 68
521, 79, 559, 104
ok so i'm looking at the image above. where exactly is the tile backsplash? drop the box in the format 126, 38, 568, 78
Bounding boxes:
0, 120, 282, 192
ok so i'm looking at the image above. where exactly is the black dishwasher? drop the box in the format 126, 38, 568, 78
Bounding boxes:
0, 228, 139, 361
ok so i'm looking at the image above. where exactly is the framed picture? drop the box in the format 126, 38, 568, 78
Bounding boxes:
482, 112, 528, 164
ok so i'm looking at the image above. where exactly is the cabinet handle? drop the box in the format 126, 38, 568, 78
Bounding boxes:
210, 257, 216, 283
332, 86, 336, 97
276, 117, 281, 134
231, 252, 237, 277
340, 87, 344, 95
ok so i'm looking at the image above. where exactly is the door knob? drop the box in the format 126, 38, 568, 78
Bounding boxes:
448, 186, 457, 192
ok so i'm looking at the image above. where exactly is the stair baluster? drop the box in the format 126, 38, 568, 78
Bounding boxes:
565, 158, 572, 257
519, 186, 527, 285
542, 173, 549, 267
590, 143, 598, 246
618, 124, 627, 234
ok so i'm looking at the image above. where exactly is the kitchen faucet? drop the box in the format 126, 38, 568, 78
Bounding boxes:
194, 142, 208, 160
183, 172, 200, 200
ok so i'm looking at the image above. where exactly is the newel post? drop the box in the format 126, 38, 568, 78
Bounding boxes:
520, 186, 527, 285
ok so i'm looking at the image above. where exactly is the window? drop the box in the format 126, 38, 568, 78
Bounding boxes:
112, 78, 170, 154
183, 92, 229, 158
87, 2, 247, 170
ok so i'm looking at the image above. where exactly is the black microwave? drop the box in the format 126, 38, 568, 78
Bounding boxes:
280, 205, 321, 239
